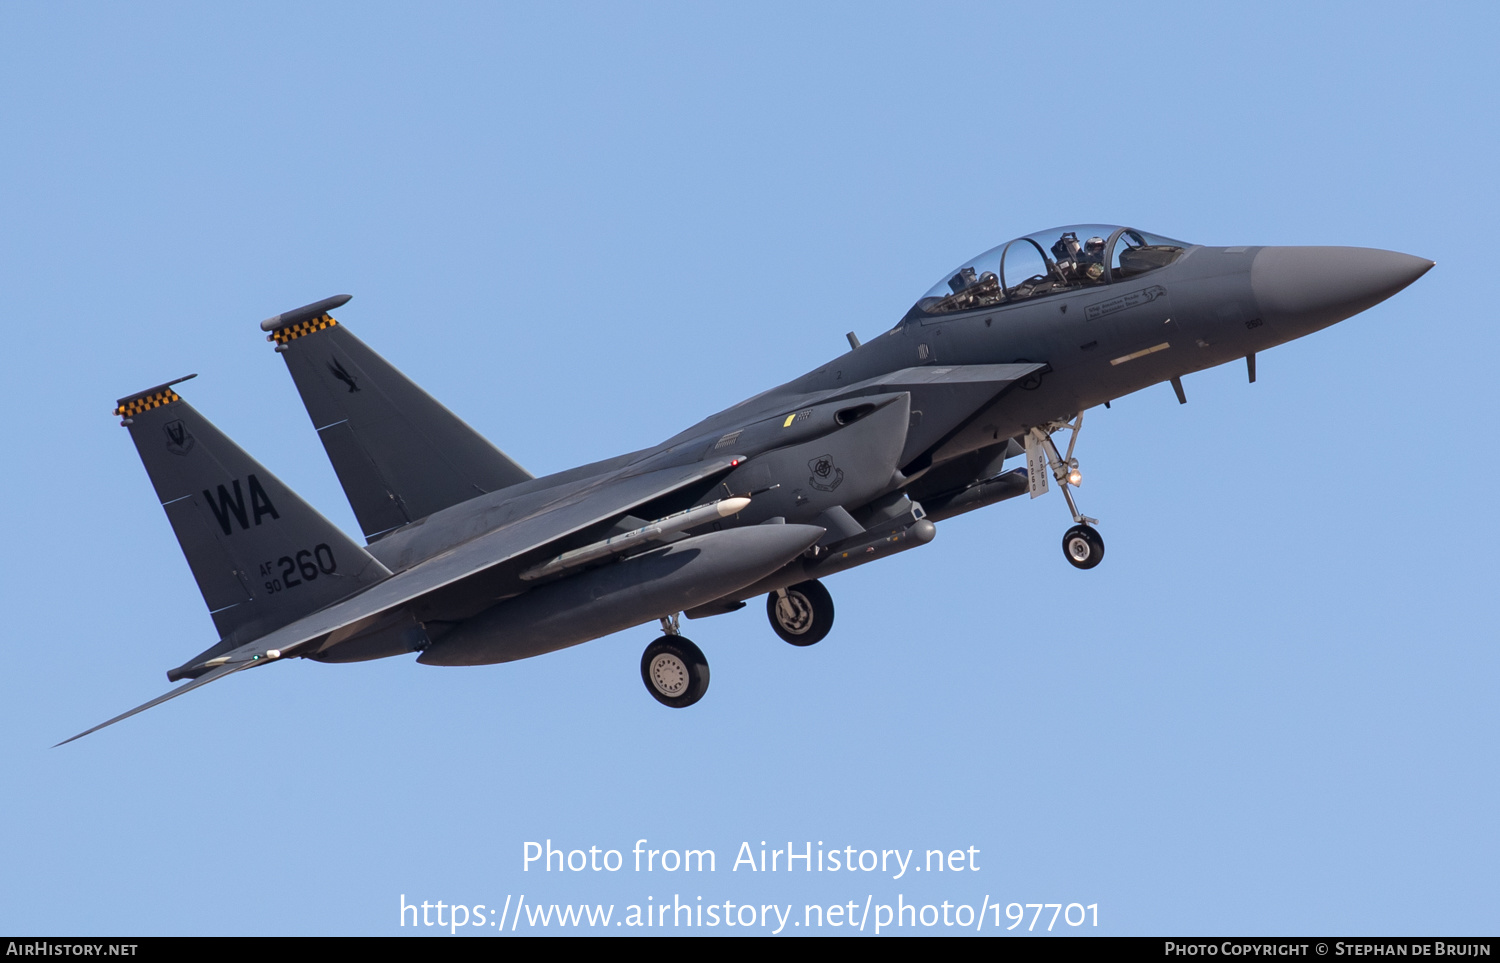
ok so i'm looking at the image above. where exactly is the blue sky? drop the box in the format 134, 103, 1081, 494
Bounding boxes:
1, 2, 1495, 936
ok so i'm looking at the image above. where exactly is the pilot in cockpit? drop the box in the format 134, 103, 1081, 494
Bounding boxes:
1051, 232, 1108, 285
1081, 235, 1106, 279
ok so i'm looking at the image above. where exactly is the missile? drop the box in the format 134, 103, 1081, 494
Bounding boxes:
421, 522, 825, 666
519, 496, 752, 581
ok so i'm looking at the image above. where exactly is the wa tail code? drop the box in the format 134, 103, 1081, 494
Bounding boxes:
203, 474, 280, 535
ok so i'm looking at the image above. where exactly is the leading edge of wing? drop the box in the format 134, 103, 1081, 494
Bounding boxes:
60, 455, 743, 744
253, 453, 748, 661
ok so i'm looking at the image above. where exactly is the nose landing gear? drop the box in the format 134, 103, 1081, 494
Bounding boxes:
1025, 412, 1107, 569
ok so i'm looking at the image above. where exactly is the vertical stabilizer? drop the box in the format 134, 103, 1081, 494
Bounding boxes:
114, 378, 391, 649
264, 297, 533, 540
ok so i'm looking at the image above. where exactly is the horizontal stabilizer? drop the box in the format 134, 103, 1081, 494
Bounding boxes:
266, 298, 533, 539
56, 657, 264, 747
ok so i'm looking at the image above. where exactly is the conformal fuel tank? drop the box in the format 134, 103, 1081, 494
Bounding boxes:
417, 523, 825, 666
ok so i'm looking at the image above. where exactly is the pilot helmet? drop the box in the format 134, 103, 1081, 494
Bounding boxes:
1084, 236, 1105, 255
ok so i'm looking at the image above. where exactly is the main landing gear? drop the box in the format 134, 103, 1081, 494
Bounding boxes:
639, 579, 838, 707
1025, 412, 1106, 570
767, 579, 835, 646
640, 614, 710, 708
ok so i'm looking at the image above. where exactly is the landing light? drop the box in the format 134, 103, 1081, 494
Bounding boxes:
1068, 470, 1082, 486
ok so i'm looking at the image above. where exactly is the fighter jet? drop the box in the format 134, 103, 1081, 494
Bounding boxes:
62, 225, 1432, 743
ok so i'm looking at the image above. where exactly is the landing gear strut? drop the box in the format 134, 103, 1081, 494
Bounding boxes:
1025, 412, 1107, 569
641, 617, 710, 708
767, 579, 835, 646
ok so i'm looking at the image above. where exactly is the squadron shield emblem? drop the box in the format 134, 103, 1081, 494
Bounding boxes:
162, 420, 195, 456
807, 454, 843, 493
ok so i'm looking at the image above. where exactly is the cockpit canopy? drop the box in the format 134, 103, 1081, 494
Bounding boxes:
912, 225, 1191, 318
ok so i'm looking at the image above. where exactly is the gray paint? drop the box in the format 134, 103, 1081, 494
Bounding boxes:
419, 524, 825, 666
65, 230, 1433, 743
278, 322, 533, 538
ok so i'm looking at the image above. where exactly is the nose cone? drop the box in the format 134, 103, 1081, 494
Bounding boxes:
1251, 246, 1433, 335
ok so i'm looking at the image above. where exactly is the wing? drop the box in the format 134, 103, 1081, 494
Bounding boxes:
61, 449, 743, 744
250, 453, 746, 668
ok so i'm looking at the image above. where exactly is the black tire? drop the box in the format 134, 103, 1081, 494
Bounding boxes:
1062, 524, 1105, 570
640, 636, 710, 708
766, 579, 835, 646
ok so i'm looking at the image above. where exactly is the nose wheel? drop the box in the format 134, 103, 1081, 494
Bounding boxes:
1062, 524, 1105, 570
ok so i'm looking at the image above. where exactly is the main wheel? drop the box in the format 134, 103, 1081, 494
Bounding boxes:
640, 636, 710, 708
767, 579, 835, 646
1062, 524, 1105, 570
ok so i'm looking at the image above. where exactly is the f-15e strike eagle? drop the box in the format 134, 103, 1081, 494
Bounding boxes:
63, 225, 1432, 743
